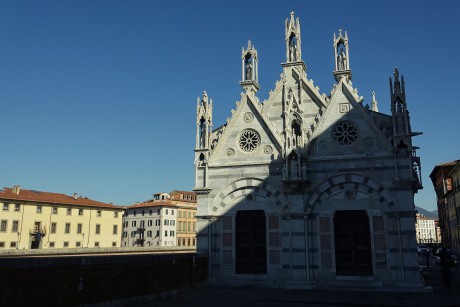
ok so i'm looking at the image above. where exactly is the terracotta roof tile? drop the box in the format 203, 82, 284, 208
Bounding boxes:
0, 187, 120, 209
127, 200, 178, 209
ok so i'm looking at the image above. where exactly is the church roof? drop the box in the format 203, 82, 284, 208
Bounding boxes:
0, 186, 119, 209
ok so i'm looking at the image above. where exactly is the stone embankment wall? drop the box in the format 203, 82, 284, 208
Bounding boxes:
0, 251, 207, 305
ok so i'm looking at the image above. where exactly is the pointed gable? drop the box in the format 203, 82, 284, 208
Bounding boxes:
209, 92, 282, 165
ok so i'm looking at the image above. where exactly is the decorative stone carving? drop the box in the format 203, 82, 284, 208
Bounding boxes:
333, 121, 358, 146
226, 148, 235, 156
243, 112, 254, 123
263, 145, 273, 155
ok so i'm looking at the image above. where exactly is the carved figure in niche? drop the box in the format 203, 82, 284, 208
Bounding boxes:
245, 59, 253, 80
199, 118, 206, 148
302, 163, 307, 179
289, 36, 297, 61
337, 47, 347, 70
290, 156, 299, 179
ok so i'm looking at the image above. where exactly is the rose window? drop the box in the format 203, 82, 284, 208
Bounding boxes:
239, 129, 260, 152
333, 121, 358, 145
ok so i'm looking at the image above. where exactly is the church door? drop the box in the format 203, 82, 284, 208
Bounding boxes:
334, 210, 372, 276
235, 210, 267, 274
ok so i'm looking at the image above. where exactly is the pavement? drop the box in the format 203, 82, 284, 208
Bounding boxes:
145, 254, 460, 307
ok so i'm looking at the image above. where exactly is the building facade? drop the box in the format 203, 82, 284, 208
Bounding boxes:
170, 190, 197, 247
194, 12, 423, 290
429, 160, 459, 252
0, 186, 123, 249
415, 214, 438, 244
121, 190, 197, 248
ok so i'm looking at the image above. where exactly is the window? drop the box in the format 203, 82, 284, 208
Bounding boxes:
12, 221, 19, 233
77, 223, 82, 234
1, 220, 7, 232
113, 225, 118, 235
166, 209, 169, 215
49, 242, 55, 248
78, 209, 84, 216
95, 224, 101, 235
178, 239, 181, 246
155, 230, 160, 237
147, 231, 152, 237
188, 222, 191, 231
65, 223, 70, 234
76, 242, 81, 247
157, 209, 160, 214
14, 204, 20, 211
132, 221, 137, 227
131, 231, 136, 237
123, 221, 128, 228
155, 219, 160, 226
94, 242, 100, 247
333, 121, 358, 146
10, 242, 16, 248
63, 241, 69, 247
193, 222, 196, 232
193, 238, 196, 246
67, 208, 72, 215
52, 207, 58, 214
170, 230, 174, 236
50, 222, 57, 234
171, 210, 174, 215
134, 211, 137, 216
164, 220, 169, 226
171, 220, 175, 226
36, 206, 42, 213
96, 210, 101, 217
114, 212, 118, 218
188, 238, 191, 246
188, 212, 191, 218
123, 231, 127, 238
147, 220, 153, 227
182, 239, 185, 246
142, 210, 145, 216
165, 230, 168, 237
239, 129, 260, 152
149, 210, 152, 215
3, 203, 9, 211
178, 211, 182, 218
112, 242, 117, 247
140, 221, 145, 228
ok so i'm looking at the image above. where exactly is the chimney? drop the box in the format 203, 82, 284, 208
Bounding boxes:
73, 193, 78, 200
12, 185, 20, 195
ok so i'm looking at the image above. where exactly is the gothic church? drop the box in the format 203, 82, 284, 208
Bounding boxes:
194, 12, 423, 290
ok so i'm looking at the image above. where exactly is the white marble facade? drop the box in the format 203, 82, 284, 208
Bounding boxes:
194, 12, 423, 290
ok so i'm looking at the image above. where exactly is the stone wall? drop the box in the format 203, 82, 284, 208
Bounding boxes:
0, 252, 207, 305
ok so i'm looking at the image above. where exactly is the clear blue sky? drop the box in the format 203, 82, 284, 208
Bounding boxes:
1, 1, 458, 210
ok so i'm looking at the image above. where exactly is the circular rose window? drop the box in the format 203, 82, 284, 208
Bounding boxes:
333, 121, 358, 146
239, 129, 260, 152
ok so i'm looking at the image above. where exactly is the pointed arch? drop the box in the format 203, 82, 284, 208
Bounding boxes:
211, 178, 290, 215
305, 173, 398, 212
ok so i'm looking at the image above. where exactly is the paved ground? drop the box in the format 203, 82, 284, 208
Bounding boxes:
146, 258, 460, 307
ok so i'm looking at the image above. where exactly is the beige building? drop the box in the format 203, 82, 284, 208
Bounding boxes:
0, 186, 123, 249
169, 190, 197, 247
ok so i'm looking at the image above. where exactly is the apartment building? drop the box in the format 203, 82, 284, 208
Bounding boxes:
0, 186, 123, 249
169, 190, 197, 247
122, 199, 177, 247
415, 213, 438, 244
121, 190, 197, 248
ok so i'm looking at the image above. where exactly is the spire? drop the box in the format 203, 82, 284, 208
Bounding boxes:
285, 11, 302, 63
195, 91, 212, 150
371, 91, 379, 112
333, 29, 352, 82
240, 40, 260, 93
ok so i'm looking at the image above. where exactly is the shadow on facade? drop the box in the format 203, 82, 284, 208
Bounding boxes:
193, 14, 423, 290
